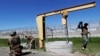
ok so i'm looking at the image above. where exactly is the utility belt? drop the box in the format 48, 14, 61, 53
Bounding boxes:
81, 32, 89, 35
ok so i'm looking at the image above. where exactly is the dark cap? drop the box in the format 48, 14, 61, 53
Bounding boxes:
84, 23, 88, 26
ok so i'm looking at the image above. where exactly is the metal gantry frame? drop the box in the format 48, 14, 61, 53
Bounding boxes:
36, 2, 96, 49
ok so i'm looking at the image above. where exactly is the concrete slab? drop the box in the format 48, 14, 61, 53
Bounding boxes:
45, 41, 74, 56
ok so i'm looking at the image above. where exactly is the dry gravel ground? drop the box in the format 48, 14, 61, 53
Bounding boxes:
0, 47, 55, 56
1, 47, 99, 56
0, 47, 74, 56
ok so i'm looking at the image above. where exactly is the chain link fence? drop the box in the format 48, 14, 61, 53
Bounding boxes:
0, 21, 100, 39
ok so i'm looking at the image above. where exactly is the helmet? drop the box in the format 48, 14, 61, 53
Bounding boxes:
10, 31, 17, 36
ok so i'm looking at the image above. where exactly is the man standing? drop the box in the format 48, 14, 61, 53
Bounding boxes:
81, 23, 89, 50
77, 21, 89, 50
8, 31, 23, 56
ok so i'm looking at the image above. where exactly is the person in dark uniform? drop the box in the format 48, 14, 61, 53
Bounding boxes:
8, 31, 23, 56
77, 21, 89, 50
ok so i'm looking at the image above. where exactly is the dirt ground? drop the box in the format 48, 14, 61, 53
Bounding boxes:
1, 47, 99, 56
0, 47, 54, 56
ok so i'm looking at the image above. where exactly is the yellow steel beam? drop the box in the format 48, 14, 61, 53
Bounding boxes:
36, 15, 44, 48
38, 2, 95, 16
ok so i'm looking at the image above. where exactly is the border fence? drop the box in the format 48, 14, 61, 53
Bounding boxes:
0, 21, 100, 39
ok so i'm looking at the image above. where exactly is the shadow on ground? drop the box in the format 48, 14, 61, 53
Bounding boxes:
22, 52, 31, 55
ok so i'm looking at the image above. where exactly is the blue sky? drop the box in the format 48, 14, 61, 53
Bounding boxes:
0, 0, 99, 30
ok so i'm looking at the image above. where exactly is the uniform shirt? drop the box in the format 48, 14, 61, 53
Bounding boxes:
81, 26, 88, 35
